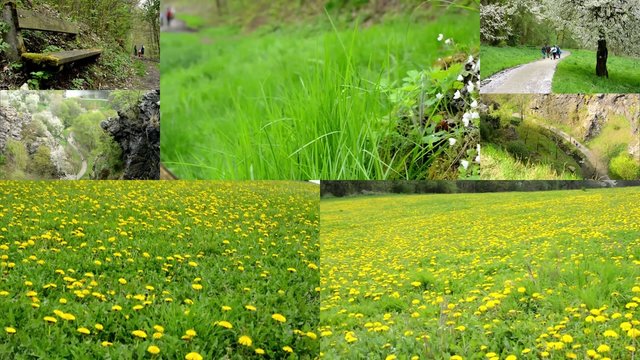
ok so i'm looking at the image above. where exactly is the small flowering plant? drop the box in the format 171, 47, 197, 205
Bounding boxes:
377, 33, 480, 179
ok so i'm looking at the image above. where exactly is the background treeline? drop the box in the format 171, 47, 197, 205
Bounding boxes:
164, 0, 478, 29
321, 180, 640, 197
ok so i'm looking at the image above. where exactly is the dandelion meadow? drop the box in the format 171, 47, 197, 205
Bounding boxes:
320, 188, 640, 359
0, 181, 319, 358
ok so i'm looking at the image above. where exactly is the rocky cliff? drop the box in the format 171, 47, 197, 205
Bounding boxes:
528, 94, 640, 158
100, 90, 160, 180
0, 104, 71, 176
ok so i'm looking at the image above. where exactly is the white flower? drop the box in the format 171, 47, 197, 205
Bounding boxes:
437, 33, 444, 41
436, 93, 443, 100
462, 113, 470, 127
474, 155, 480, 163
476, 144, 481, 153
467, 81, 474, 93
448, 138, 457, 146
470, 112, 480, 119
470, 99, 478, 108
457, 74, 464, 81
445, 38, 452, 45
461, 160, 469, 170
467, 55, 474, 63
453, 90, 461, 100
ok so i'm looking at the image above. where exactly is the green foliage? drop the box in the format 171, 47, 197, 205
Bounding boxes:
52, 99, 83, 128
0, 21, 8, 55
505, 140, 530, 160
108, 91, 142, 117
27, 145, 56, 178
27, 71, 52, 90
71, 78, 86, 89
72, 111, 107, 152
609, 153, 640, 180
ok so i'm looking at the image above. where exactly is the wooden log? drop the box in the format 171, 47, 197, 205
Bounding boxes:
21, 48, 102, 66
16, 8, 79, 34
2, 2, 25, 61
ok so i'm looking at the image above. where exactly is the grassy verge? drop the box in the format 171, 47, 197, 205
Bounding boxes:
161, 10, 479, 179
481, 143, 580, 180
320, 188, 640, 358
480, 46, 541, 79
0, 181, 319, 358
552, 49, 640, 93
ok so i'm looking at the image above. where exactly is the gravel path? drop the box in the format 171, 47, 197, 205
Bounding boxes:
481, 52, 571, 94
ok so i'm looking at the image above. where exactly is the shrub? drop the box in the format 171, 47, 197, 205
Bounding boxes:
609, 153, 640, 180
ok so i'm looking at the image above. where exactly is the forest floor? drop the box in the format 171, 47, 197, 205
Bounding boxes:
481, 51, 571, 94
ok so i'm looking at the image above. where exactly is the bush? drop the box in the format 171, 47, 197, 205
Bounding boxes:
506, 140, 530, 160
609, 153, 640, 180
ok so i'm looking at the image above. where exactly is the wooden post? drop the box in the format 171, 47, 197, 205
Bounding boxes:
2, 2, 25, 62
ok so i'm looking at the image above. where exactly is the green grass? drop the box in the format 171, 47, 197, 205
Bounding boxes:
586, 115, 634, 162
0, 181, 319, 358
176, 14, 207, 30
161, 10, 479, 179
480, 46, 541, 78
481, 143, 580, 180
321, 188, 640, 358
553, 49, 640, 93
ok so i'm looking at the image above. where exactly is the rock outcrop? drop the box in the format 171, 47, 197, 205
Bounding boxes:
528, 94, 640, 158
0, 103, 70, 176
100, 90, 160, 180
0, 105, 28, 150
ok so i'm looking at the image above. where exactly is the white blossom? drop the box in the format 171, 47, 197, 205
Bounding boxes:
448, 138, 457, 146
437, 33, 444, 41
460, 160, 470, 170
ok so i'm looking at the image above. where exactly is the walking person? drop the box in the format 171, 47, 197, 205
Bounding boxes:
134, 45, 137, 57
166, 6, 174, 27
541, 44, 547, 59
141, 45, 145, 59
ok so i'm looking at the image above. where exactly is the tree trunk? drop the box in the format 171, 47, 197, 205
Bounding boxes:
596, 39, 609, 78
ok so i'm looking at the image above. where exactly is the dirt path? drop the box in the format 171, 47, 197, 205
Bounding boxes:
481, 52, 571, 94
67, 133, 87, 180
131, 59, 160, 90
528, 118, 611, 180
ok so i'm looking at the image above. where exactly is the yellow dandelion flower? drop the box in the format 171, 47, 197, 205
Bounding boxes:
628, 328, 640, 338
153, 325, 164, 333
239, 335, 253, 347
272, 313, 287, 323
77, 327, 90, 335
283, 346, 293, 353
44, 316, 57, 323
112, 305, 122, 311
603, 330, 618, 338
217, 321, 233, 329
222, 306, 232, 311
118, 278, 127, 285
4, 327, 16, 334
132, 330, 147, 338
245, 305, 257, 311
147, 345, 160, 355
192, 284, 203, 290
185, 352, 203, 360
101, 341, 113, 347
255, 348, 265, 355
153, 332, 163, 339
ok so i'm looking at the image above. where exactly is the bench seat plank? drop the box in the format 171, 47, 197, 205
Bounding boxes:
16, 9, 79, 34
22, 49, 102, 66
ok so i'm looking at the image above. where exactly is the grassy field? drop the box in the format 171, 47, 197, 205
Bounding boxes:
0, 181, 319, 359
480, 46, 541, 79
552, 50, 640, 93
320, 188, 640, 359
161, 9, 480, 180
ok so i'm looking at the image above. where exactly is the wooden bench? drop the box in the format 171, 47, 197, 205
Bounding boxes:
1, 1, 101, 68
